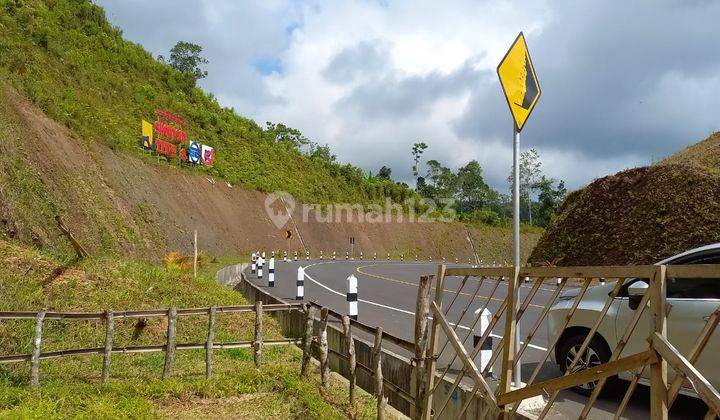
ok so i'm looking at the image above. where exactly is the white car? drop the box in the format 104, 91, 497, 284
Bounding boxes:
548, 243, 720, 395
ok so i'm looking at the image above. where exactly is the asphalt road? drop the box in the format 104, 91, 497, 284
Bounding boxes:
246, 259, 708, 419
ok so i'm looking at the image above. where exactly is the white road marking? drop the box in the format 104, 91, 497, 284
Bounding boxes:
302, 262, 548, 352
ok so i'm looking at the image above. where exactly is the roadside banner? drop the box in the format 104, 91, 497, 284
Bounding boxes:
188, 141, 202, 164
202, 144, 215, 166
141, 120, 154, 149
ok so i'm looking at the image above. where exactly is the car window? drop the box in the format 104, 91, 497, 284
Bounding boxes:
667, 251, 720, 299
615, 250, 720, 299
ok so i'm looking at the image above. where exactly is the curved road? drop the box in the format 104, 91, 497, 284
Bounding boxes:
246, 259, 707, 419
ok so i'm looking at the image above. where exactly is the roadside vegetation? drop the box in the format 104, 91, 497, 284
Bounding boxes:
0, 239, 384, 418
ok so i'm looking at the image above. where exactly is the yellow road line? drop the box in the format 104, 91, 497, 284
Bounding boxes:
355, 264, 545, 309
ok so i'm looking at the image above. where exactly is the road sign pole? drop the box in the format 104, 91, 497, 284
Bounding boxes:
513, 126, 522, 388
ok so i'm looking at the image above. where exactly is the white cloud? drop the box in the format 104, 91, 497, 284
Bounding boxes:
97, 0, 720, 193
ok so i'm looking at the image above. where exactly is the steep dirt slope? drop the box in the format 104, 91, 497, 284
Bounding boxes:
658, 131, 720, 173
529, 163, 720, 266
0, 84, 540, 262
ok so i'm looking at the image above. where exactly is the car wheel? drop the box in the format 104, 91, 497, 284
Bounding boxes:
558, 333, 611, 396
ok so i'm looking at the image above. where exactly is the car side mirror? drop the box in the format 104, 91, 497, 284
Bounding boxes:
627, 280, 649, 310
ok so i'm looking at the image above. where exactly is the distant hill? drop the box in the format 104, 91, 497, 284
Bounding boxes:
530, 132, 720, 266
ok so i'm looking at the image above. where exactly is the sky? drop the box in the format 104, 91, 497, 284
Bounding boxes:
96, 0, 720, 193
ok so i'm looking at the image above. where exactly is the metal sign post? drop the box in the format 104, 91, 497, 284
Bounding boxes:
497, 32, 542, 389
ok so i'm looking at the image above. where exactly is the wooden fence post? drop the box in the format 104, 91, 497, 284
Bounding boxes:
650, 265, 669, 420
374, 327, 387, 420
206, 306, 216, 378
414, 275, 433, 418
301, 304, 315, 376
422, 265, 446, 420
30, 309, 46, 388
102, 310, 114, 383
163, 307, 177, 379
342, 315, 357, 405
254, 301, 263, 368
319, 307, 330, 387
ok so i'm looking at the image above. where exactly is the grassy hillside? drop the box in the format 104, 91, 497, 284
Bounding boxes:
658, 131, 720, 174
0, 239, 384, 418
0, 0, 412, 206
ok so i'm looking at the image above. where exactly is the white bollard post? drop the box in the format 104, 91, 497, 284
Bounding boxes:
257, 256, 264, 279
262, 251, 266, 258
524, 276, 530, 284
296, 267, 305, 300
271, 251, 275, 258
556, 277, 562, 286
283, 250, 287, 262
401, 254, 404, 261
429, 256, 432, 262
332, 251, 336, 260
360, 251, 363, 260
474, 308, 492, 374
455, 257, 459, 264
415, 255, 418, 261
345, 251, 349, 260
251, 252, 257, 273
373, 252, 377, 261
387, 253, 390, 261
306, 251, 310, 261
294, 251, 298, 261
320, 250, 324, 260
600, 277, 606, 285
268, 257, 275, 287
347, 274, 358, 320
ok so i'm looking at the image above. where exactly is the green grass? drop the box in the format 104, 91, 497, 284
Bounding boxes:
0, 239, 385, 418
0, 0, 415, 208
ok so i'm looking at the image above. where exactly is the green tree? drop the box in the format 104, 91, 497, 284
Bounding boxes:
308, 143, 336, 162
377, 166, 392, 181
507, 148, 542, 224
532, 176, 567, 227
456, 160, 492, 213
164, 41, 209, 83
264, 122, 309, 149
423, 159, 458, 201
411, 142, 428, 180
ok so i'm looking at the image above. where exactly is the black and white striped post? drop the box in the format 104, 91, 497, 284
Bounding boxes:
306, 251, 310, 261
294, 251, 298, 261
347, 274, 358, 320
257, 256, 264, 279
600, 277, 606, 285
400, 254, 404, 261
415, 255, 418, 261
360, 251, 363, 260
556, 277, 562, 286
320, 250, 324, 260
345, 251, 349, 260
429, 256, 432, 262
296, 266, 305, 300
474, 307, 492, 373
251, 252, 257, 274
332, 251, 336, 260
455, 257, 459, 264
283, 250, 288, 262
268, 257, 275, 287
387, 253, 390, 261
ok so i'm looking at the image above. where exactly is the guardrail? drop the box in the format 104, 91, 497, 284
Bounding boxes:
418, 264, 720, 419
0, 303, 302, 387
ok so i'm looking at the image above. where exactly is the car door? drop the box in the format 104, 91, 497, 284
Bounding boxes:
614, 250, 720, 387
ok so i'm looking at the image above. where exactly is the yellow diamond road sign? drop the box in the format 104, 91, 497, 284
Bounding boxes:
497, 32, 541, 132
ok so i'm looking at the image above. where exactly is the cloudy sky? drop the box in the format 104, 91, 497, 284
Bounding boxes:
96, 0, 720, 192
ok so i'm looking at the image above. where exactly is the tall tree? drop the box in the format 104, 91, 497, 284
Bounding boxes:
507, 148, 542, 224
424, 159, 458, 201
165, 41, 209, 83
456, 160, 492, 213
411, 142, 428, 180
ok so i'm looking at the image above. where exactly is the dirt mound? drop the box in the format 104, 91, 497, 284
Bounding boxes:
0, 84, 540, 262
529, 164, 720, 266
